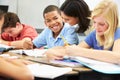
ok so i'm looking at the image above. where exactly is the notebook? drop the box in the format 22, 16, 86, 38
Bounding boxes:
27, 63, 72, 79
72, 56, 120, 74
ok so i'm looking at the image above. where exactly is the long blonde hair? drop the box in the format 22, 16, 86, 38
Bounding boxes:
91, 0, 119, 50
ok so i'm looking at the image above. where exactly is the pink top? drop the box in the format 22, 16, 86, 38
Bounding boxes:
1, 24, 38, 41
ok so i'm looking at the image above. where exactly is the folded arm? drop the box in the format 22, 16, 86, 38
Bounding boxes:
0, 37, 32, 49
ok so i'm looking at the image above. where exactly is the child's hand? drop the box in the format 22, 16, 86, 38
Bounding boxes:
23, 38, 33, 49
45, 46, 67, 60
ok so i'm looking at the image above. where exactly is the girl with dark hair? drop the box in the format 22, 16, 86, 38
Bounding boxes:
60, 0, 91, 33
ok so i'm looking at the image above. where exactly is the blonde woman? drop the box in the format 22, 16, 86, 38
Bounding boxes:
46, 0, 120, 64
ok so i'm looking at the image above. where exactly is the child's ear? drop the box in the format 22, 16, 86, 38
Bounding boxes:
16, 22, 21, 28
16, 22, 20, 26
16, 22, 19, 25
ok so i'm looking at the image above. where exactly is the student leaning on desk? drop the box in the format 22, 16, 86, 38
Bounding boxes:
45, 0, 120, 64
0, 11, 38, 49
23, 5, 79, 49
0, 57, 34, 80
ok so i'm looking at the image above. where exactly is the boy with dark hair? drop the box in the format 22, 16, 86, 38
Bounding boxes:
0, 12, 38, 49
24, 5, 78, 49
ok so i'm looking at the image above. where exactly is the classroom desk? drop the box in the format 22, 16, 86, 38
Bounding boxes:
24, 55, 120, 80
78, 71, 120, 80
4, 52, 120, 80
26, 56, 92, 80
3, 52, 92, 80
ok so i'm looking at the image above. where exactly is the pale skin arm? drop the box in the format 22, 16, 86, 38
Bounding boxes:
45, 46, 66, 60
45, 41, 91, 60
22, 39, 33, 49
66, 39, 120, 64
0, 58, 34, 80
0, 37, 32, 49
46, 39, 120, 64
78, 41, 91, 48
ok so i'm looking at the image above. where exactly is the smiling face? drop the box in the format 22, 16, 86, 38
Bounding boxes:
61, 12, 79, 26
93, 16, 108, 36
44, 11, 63, 35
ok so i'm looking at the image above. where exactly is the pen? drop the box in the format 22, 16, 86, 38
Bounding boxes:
60, 35, 69, 46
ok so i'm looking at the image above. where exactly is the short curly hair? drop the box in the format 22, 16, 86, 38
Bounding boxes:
2, 12, 21, 31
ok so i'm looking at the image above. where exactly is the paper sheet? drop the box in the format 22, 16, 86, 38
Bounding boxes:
0, 44, 14, 48
27, 63, 72, 79
9, 49, 47, 57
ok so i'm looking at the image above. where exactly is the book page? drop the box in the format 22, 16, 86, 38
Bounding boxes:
0, 44, 14, 49
27, 63, 72, 79
9, 49, 47, 57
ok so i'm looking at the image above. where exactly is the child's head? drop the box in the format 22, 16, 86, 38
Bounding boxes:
2, 12, 23, 37
60, 0, 91, 33
91, 0, 118, 49
43, 5, 63, 36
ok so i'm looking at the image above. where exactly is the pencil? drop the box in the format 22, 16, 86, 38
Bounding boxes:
60, 35, 69, 46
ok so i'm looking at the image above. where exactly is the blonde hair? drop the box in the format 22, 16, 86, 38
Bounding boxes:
91, 0, 119, 50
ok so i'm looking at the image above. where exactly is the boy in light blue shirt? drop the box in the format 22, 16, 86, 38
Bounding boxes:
24, 5, 78, 49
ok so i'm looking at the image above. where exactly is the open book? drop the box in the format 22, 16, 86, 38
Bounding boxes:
0, 44, 14, 53
0, 53, 72, 79
50, 58, 82, 67
27, 63, 72, 79
9, 49, 47, 57
71, 56, 120, 74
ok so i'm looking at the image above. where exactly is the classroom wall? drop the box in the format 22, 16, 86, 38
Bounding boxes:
0, 0, 59, 29
17, 0, 59, 29
0, 0, 17, 13
0, 0, 120, 29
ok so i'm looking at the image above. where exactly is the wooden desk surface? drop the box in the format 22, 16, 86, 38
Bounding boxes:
3, 52, 92, 74
3, 52, 120, 80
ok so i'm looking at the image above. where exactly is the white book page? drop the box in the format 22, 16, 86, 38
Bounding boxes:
27, 63, 72, 79
0, 44, 13, 48
9, 49, 47, 57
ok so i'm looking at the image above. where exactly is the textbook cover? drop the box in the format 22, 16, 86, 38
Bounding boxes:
72, 56, 120, 74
